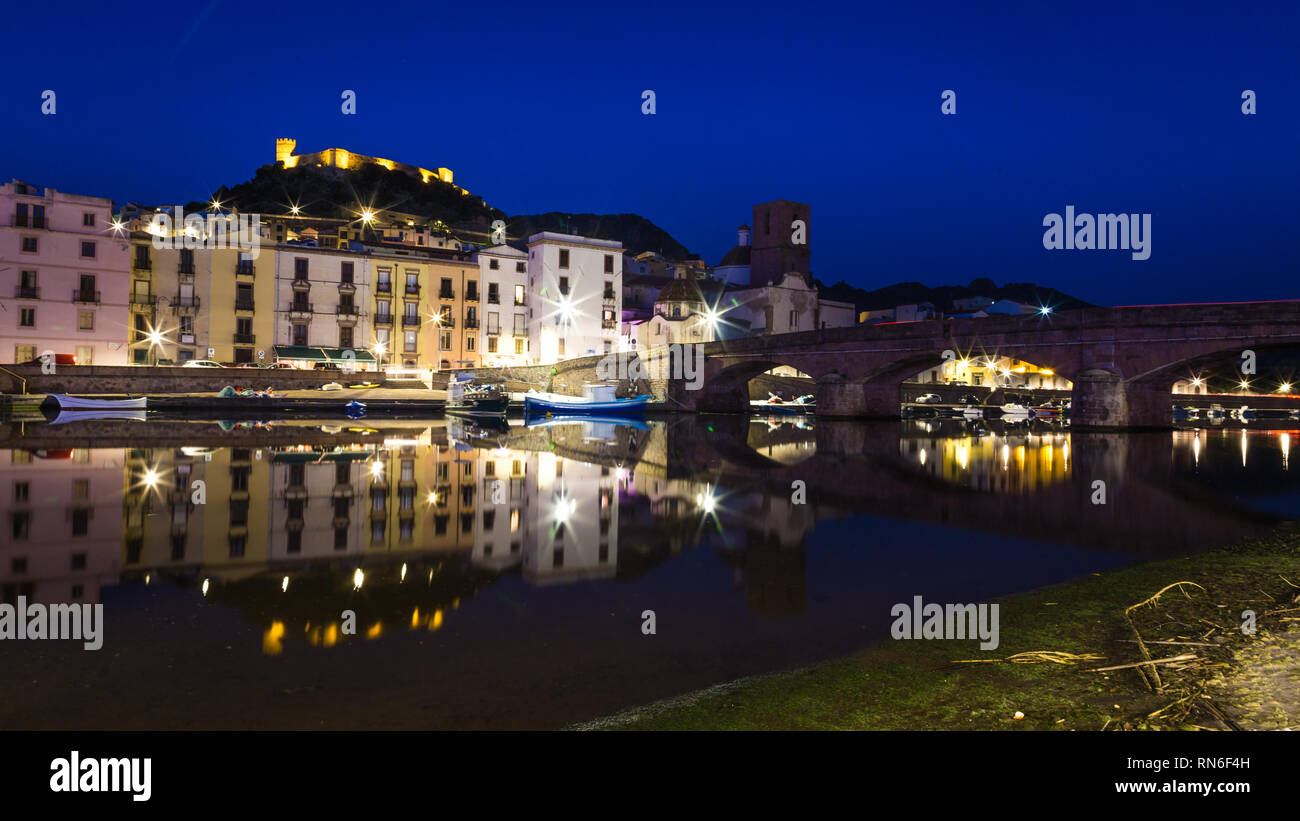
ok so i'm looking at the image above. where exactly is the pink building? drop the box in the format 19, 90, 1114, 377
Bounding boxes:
1, 179, 130, 364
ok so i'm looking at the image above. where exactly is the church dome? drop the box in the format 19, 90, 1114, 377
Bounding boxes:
718, 245, 750, 267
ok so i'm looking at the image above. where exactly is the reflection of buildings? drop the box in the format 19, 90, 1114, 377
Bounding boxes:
1, 447, 123, 604
522, 453, 618, 584
900, 423, 1072, 492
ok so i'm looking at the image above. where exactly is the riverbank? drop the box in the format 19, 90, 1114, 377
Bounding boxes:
585, 526, 1300, 730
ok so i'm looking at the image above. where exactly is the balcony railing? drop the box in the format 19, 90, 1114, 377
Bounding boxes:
172, 296, 200, 311
465, 289, 479, 302
486, 326, 500, 336
130, 293, 157, 306
438, 289, 455, 301
405, 284, 420, 295
14, 286, 39, 299
235, 299, 255, 311
464, 318, 479, 329
72, 289, 101, 304
288, 302, 313, 316
234, 332, 256, 344
436, 316, 455, 328
132, 257, 152, 271
376, 282, 392, 294
374, 314, 393, 326
13, 215, 46, 229
177, 263, 195, 275
402, 315, 421, 327
336, 305, 358, 316
235, 261, 255, 276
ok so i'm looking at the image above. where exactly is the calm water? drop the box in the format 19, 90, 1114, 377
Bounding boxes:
0, 413, 1295, 729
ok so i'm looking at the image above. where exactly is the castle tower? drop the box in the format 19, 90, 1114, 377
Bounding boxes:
276, 138, 297, 167
750, 200, 810, 287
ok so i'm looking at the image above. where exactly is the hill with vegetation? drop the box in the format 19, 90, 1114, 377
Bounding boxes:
506, 212, 695, 258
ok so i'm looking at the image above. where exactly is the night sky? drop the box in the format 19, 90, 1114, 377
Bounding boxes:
3, 0, 1297, 306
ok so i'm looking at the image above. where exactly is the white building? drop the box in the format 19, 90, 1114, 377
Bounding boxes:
526, 232, 622, 362
729, 272, 856, 335
471, 244, 530, 366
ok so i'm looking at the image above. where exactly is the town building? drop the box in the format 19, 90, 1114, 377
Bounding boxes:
1, 179, 130, 364
471, 244, 530, 366
526, 232, 622, 361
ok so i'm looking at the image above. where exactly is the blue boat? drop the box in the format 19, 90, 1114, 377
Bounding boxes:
524, 385, 652, 416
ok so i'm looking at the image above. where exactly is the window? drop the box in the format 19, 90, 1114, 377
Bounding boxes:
440, 330, 452, 349
514, 337, 525, 355
516, 262, 525, 273
292, 324, 308, 346
19, 308, 35, 327
558, 249, 569, 268
514, 284, 525, 305
559, 276, 569, 295
513, 314, 526, 335
487, 312, 500, 334
229, 536, 246, 558
72, 510, 89, 536
340, 326, 353, 348
21, 237, 37, 253
14, 482, 30, 502
79, 311, 94, 330
80, 241, 95, 258
230, 500, 249, 526
12, 512, 30, 541
404, 330, 417, 353
294, 258, 308, 278
83, 213, 95, 227
466, 335, 476, 352
558, 338, 565, 356
287, 530, 302, 554
405, 272, 419, 293
72, 479, 89, 499
487, 337, 498, 353
334, 528, 348, 550
439, 277, 453, 298
377, 268, 391, 292
604, 254, 614, 273
341, 262, 354, 283
489, 259, 499, 270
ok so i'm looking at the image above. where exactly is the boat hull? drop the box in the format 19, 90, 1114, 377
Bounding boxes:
524, 395, 650, 416
44, 393, 147, 411
447, 395, 509, 417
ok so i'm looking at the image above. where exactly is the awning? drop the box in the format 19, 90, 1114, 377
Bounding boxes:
273, 345, 377, 364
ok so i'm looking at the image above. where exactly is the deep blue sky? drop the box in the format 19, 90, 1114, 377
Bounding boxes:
4, 0, 1297, 306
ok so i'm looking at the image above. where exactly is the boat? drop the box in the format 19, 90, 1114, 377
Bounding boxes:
447, 373, 509, 417
961, 406, 985, 419
47, 408, 147, 424
525, 414, 650, 431
749, 392, 816, 414
42, 393, 146, 411
523, 384, 652, 416
999, 403, 1031, 417
344, 400, 367, 418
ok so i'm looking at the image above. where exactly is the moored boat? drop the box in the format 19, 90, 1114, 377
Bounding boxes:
524, 384, 651, 416
447, 373, 509, 417
750, 392, 816, 414
42, 393, 147, 411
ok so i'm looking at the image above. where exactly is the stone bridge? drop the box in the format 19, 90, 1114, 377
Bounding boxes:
668, 301, 1300, 428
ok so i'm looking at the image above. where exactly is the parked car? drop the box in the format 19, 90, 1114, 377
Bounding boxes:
182, 359, 224, 368
915, 393, 943, 404
959, 394, 981, 405
22, 353, 76, 365
313, 362, 341, 371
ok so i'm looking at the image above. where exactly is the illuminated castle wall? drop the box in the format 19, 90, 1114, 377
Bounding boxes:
275, 138, 467, 195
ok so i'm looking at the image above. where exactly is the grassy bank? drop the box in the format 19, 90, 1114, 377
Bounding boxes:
587, 527, 1300, 730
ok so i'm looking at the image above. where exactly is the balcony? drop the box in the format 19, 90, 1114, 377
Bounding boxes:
72, 289, 101, 304
336, 304, 358, 316
291, 276, 310, 291
375, 281, 392, 294
132, 257, 152, 271
177, 263, 195, 276
235, 299, 255, 312
287, 302, 313, 318
402, 315, 421, 327
13, 215, 46, 229
14, 286, 39, 300
436, 316, 454, 328
464, 318, 480, 330
130, 293, 157, 308
602, 320, 618, 330
465, 289, 479, 303
235, 261, 255, 277
373, 313, 393, 326
405, 283, 420, 296
486, 326, 500, 336
172, 296, 200, 314
514, 296, 527, 306
338, 279, 356, 293
234, 332, 256, 344
438, 289, 455, 301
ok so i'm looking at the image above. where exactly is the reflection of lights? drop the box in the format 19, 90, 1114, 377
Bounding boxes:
1038, 306, 1052, 316
696, 486, 718, 514
1282, 433, 1290, 470
263, 621, 285, 655
353, 568, 365, 590
430, 609, 444, 630
1239, 380, 1251, 391
1241, 429, 1248, 467
144, 573, 151, 585
956, 441, 969, 470
1001, 444, 1010, 470
282, 576, 289, 593
400, 563, 407, 582
919, 448, 927, 466
1192, 433, 1201, 465
201, 578, 210, 597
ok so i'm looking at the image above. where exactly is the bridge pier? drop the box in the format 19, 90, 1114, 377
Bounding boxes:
1072, 371, 1171, 429
817, 378, 900, 418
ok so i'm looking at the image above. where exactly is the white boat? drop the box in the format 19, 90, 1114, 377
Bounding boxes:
44, 393, 147, 411
523, 385, 651, 416
48, 408, 147, 424
1000, 403, 1031, 416
961, 407, 984, 419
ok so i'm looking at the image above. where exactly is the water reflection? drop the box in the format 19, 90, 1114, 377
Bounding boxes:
1, 415, 1297, 728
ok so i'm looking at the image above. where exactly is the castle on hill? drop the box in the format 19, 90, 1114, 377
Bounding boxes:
274, 138, 469, 196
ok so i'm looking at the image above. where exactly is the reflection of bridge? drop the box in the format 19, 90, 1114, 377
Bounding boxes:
677, 416, 1283, 554
668, 302, 1300, 428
